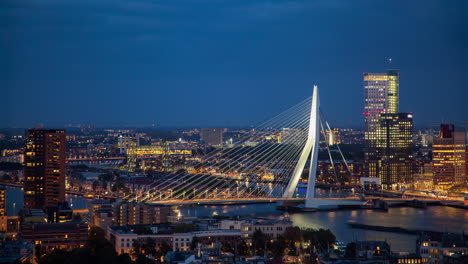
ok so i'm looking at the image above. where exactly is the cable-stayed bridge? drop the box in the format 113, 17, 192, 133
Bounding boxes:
127, 86, 364, 209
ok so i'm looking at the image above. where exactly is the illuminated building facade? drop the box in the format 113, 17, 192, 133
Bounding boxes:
24, 129, 66, 210
117, 202, 170, 226
126, 146, 192, 157
201, 128, 224, 146
374, 113, 413, 188
433, 124, 467, 187
0, 187, 5, 217
364, 70, 399, 178
119, 133, 139, 154
21, 222, 88, 251
325, 128, 341, 146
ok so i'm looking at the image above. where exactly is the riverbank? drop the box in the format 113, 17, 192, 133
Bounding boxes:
348, 221, 468, 240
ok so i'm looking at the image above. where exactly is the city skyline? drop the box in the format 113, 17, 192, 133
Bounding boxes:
1, 1, 467, 263
2, 0, 467, 128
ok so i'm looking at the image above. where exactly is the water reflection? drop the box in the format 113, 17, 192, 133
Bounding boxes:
177, 203, 466, 253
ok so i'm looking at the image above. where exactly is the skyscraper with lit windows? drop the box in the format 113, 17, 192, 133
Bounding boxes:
375, 113, 413, 188
364, 70, 399, 179
432, 124, 467, 188
24, 129, 66, 209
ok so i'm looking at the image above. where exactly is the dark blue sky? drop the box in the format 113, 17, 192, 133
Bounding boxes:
2, 0, 467, 129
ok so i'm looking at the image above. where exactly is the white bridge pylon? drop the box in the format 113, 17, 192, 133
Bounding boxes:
282, 85, 320, 208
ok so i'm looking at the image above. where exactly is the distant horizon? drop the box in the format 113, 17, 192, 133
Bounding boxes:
1, 121, 467, 132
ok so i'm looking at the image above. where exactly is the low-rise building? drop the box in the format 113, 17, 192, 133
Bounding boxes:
240, 218, 292, 240
21, 222, 88, 251
417, 233, 468, 264
356, 241, 391, 260
108, 225, 241, 255
117, 202, 171, 226
0, 215, 20, 237
93, 209, 115, 231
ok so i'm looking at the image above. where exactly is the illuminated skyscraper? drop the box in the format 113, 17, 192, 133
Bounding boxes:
433, 124, 467, 188
374, 113, 413, 188
364, 70, 399, 178
24, 129, 66, 209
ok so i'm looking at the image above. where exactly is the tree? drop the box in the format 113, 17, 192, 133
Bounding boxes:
67, 226, 118, 264
236, 240, 249, 257
111, 181, 126, 192
344, 242, 356, 259
134, 254, 156, 264
213, 214, 230, 220
35, 245, 46, 263
73, 214, 82, 221
33, 226, 135, 264
174, 223, 197, 233
142, 238, 157, 256
222, 243, 234, 253
301, 227, 336, 251
314, 228, 336, 250
287, 243, 297, 256
1, 173, 11, 182
99, 173, 114, 182
92, 180, 100, 191
0, 162, 23, 170
158, 242, 172, 257
115, 253, 133, 264
284, 226, 301, 242
252, 229, 267, 256
38, 249, 69, 264
190, 236, 199, 251
269, 235, 286, 259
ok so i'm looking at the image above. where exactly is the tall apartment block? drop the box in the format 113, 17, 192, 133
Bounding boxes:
433, 124, 467, 188
119, 133, 140, 154
201, 128, 224, 146
375, 113, 414, 187
24, 129, 66, 210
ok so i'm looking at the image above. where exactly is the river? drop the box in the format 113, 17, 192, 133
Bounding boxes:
6, 187, 467, 254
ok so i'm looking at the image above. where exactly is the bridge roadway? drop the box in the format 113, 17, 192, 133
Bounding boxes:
146, 197, 305, 205
144, 197, 447, 206
67, 156, 125, 161
1, 182, 457, 208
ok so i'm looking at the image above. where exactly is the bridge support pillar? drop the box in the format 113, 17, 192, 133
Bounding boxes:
282, 86, 320, 209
